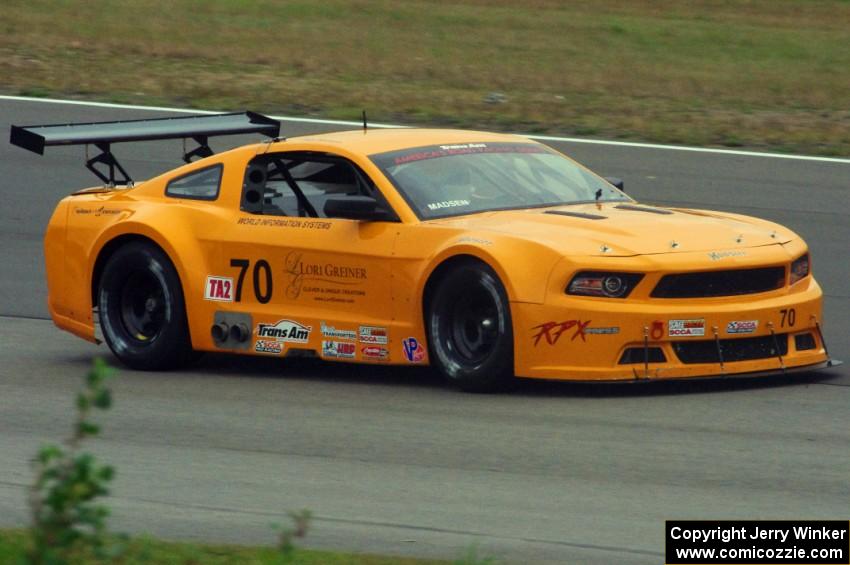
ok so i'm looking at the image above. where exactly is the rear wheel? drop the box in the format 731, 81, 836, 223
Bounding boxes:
427, 262, 515, 392
98, 241, 193, 370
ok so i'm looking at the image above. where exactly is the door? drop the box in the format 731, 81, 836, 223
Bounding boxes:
207, 150, 400, 361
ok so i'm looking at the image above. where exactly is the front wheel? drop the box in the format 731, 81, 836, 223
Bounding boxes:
98, 241, 193, 370
427, 262, 515, 392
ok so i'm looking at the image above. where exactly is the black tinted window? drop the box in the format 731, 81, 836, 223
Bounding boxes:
241, 153, 381, 218
166, 164, 222, 200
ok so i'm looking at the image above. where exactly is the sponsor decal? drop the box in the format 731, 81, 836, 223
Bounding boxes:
708, 250, 747, 261
256, 319, 312, 343
284, 251, 367, 301
361, 346, 389, 360
456, 236, 493, 246
388, 143, 549, 166
727, 320, 758, 334
321, 322, 357, 340
204, 276, 234, 302
584, 326, 620, 335
402, 337, 425, 363
651, 320, 664, 340
322, 340, 356, 359
254, 340, 283, 355
74, 206, 122, 216
427, 199, 470, 211
359, 325, 388, 345
237, 217, 331, 229
668, 318, 705, 337
440, 143, 487, 150
531, 320, 591, 346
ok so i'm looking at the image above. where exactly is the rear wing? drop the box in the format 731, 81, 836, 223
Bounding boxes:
10, 111, 280, 186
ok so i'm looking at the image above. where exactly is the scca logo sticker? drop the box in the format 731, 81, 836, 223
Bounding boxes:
204, 276, 233, 302
403, 337, 425, 363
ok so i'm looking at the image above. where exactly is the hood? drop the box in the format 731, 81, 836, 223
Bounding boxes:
429, 202, 794, 256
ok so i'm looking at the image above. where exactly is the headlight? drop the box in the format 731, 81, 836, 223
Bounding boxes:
567, 272, 643, 298
790, 253, 809, 285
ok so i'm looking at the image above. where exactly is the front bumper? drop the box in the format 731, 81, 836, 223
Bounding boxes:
512, 276, 834, 381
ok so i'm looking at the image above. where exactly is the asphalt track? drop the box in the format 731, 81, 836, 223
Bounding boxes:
0, 98, 848, 564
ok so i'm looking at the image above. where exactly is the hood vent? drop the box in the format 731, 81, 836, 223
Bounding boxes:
545, 210, 607, 220
615, 204, 673, 215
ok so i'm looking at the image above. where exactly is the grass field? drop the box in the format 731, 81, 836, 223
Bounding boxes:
3, 1, 850, 155
0, 529, 463, 564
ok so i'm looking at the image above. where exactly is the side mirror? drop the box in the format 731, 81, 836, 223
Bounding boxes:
605, 177, 625, 192
324, 195, 391, 221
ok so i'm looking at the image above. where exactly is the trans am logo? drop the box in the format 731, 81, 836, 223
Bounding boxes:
256, 320, 312, 343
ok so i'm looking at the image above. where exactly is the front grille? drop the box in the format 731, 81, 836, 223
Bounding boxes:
673, 334, 788, 364
794, 333, 816, 351
652, 267, 785, 298
618, 347, 666, 364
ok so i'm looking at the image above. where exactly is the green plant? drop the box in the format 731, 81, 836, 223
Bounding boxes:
27, 358, 118, 564
453, 545, 496, 565
272, 509, 311, 564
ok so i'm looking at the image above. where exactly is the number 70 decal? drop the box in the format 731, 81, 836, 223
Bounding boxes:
779, 308, 796, 328
230, 258, 273, 303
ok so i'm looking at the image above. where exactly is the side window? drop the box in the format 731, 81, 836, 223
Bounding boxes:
166, 164, 223, 200
241, 153, 386, 218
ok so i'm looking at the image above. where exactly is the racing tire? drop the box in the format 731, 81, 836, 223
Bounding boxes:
98, 241, 194, 370
427, 262, 515, 392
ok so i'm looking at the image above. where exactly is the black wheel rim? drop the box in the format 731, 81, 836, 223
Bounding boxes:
118, 270, 166, 342
443, 283, 500, 365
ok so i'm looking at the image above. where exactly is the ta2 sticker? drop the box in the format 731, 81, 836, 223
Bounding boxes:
402, 337, 425, 363
204, 276, 233, 302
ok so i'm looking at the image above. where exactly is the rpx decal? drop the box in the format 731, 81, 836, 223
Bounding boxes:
531, 320, 590, 346
361, 346, 389, 360
254, 340, 283, 355
322, 340, 356, 359
204, 276, 233, 302
727, 320, 758, 334
668, 319, 705, 337
255, 320, 312, 343
359, 326, 388, 345
402, 338, 425, 363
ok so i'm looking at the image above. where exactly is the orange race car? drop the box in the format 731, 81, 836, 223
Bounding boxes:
10, 112, 841, 391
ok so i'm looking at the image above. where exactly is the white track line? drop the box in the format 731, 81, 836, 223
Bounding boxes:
3, 94, 849, 164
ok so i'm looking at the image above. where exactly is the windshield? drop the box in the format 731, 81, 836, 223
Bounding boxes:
370, 142, 630, 219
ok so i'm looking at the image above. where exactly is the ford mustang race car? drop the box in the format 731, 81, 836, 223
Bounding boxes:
10, 111, 840, 391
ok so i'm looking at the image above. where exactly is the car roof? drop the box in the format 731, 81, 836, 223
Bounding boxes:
266, 128, 535, 156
